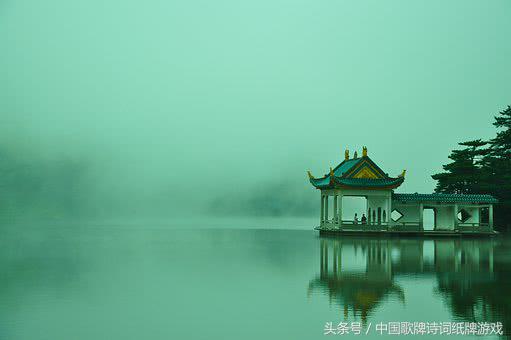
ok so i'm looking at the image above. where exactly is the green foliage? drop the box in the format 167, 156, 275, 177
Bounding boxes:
432, 106, 511, 230
491, 105, 511, 158
432, 139, 487, 194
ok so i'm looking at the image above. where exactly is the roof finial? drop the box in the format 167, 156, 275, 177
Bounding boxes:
354, 150, 358, 159
329, 167, 335, 184
307, 171, 315, 179
345, 149, 349, 160
399, 169, 406, 178
362, 146, 367, 157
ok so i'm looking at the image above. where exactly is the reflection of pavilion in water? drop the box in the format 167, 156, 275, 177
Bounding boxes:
308, 237, 497, 324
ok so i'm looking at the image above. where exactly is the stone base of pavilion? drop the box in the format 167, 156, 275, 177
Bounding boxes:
316, 222, 498, 237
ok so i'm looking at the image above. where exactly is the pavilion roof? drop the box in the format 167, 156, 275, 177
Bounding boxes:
308, 148, 405, 190
392, 193, 498, 204
310, 177, 404, 189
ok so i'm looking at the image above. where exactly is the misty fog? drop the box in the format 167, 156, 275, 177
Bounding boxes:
1, 0, 510, 222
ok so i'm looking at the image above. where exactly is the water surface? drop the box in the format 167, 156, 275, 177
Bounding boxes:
0, 219, 509, 339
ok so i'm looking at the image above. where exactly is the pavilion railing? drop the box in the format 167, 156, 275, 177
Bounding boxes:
458, 222, 489, 227
340, 220, 390, 225
392, 222, 421, 227
320, 220, 493, 232
458, 223, 492, 232
389, 222, 421, 232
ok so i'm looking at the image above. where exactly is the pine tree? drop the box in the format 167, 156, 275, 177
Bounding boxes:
431, 139, 487, 194
491, 105, 511, 158
485, 106, 511, 229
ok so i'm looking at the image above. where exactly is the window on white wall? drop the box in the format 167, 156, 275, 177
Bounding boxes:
391, 209, 403, 222
457, 209, 471, 223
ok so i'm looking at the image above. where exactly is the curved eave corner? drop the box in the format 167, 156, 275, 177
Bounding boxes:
309, 176, 332, 189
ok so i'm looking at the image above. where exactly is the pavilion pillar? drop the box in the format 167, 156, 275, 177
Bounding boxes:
333, 194, 338, 224
338, 194, 343, 229
454, 204, 459, 231
366, 198, 369, 226
419, 203, 424, 231
325, 195, 329, 223
320, 194, 324, 225
387, 194, 392, 228
489, 204, 494, 230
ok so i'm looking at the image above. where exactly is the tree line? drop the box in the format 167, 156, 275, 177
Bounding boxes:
432, 105, 511, 231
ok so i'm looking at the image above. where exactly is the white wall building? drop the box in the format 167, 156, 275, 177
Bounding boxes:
308, 147, 497, 235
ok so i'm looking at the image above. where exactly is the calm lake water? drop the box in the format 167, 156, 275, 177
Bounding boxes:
1, 218, 510, 339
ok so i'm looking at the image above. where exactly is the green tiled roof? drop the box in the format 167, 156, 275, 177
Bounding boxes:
393, 193, 498, 204
333, 158, 361, 177
309, 177, 331, 188
309, 155, 403, 190
338, 177, 404, 187
309, 176, 404, 189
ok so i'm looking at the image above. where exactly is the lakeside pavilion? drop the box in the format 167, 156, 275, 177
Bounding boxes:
308, 147, 498, 235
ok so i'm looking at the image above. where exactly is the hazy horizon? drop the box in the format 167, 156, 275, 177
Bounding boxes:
1, 0, 510, 220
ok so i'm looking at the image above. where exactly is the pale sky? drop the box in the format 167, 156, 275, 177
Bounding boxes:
1, 0, 510, 216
